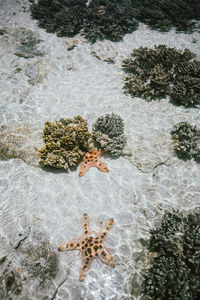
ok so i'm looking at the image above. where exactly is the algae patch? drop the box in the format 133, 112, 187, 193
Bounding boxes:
132, 0, 200, 33
30, 0, 138, 42
141, 209, 200, 299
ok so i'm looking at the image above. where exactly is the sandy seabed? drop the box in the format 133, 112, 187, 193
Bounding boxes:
0, 1, 200, 299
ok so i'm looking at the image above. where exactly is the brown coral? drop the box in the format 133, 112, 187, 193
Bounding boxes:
38, 116, 91, 169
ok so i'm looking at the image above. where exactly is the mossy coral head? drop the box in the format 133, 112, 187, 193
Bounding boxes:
132, 0, 200, 33
30, 0, 138, 42
92, 113, 127, 157
171, 122, 200, 162
38, 116, 91, 169
122, 45, 200, 107
142, 209, 200, 299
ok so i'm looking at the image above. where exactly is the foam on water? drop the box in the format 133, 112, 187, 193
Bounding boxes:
0, 1, 200, 299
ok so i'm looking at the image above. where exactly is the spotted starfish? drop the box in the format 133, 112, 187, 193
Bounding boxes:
79, 149, 109, 177
58, 213, 115, 281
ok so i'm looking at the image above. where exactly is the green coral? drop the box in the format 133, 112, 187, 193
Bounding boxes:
142, 210, 200, 300
122, 45, 200, 107
38, 116, 91, 169
171, 122, 200, 162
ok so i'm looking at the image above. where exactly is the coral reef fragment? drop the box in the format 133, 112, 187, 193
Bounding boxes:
122, 45, 200, 107
30, 0, 138, 42
92, 113, 127, 157
171, 122, 200, 162
141, 209, 200, 299
38, 116, 91, 169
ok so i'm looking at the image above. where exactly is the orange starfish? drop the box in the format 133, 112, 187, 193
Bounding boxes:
79, 149, 109, 177
58, 213, 115, 281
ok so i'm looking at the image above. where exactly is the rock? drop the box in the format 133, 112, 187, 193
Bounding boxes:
0, 122, 43, 167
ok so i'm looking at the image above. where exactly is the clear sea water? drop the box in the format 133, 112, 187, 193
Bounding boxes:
0, 1, 200, 299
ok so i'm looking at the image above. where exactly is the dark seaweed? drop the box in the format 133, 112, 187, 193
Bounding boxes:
132, 0, 200, 32
30, 0, 138, 42
122, 45, 200, 107
142, 210, 200, 300
171, 122, 200, 162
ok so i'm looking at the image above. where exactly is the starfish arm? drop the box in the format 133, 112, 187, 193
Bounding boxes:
82, 213, 90, 234
79, 161, 90, 177
96, 160, 109, 173
79, 256, 94, 281
99, 218, 114, 239
58, 238, 82, 252
98, 247, 115, 268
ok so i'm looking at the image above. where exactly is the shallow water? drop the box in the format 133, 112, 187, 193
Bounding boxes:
0, 1, 200, 299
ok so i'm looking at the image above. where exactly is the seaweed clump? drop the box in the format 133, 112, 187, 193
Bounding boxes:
83, 0, 138, 42
38, 116, 91, 169
122, 45, 200, 107
30, 0, 138, 42
23, 241, 59, 285
132, 0, 200, 32
92, 113, 127, 157
142, 210, 200, 300
171, 122, 200, 162
0, 256, 22, 299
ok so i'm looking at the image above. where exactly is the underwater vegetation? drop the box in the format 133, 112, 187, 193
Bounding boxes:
38, 116, 91, 169
142, 209, 200, 300
0, 256, 23, 299
122, 45, 200, 107
23, 240, 59, 285
132, 0, 200, 32
82, 0, 138, 42
30, 0, 138, 42
92, 113, 127, 157
171, 122, 200, 162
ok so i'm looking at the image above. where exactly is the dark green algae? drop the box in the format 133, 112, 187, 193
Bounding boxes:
30, 0, 200, 43
122, 45, 200, 107
171, 122, 200, 162
30, 0, 138, 43
141, 209, 200, 300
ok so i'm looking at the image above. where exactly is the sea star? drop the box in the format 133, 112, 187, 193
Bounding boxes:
58, 213, 115, 281
79, 149, 109, 177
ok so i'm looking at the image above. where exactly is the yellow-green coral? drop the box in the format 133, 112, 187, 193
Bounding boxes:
38, 116, 91, 169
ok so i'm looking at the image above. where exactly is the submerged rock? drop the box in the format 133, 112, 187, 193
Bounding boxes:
30, 0, 138, 42
92, 113, 127, 157
171, 122, 200, 162
141, 209, 200, 300
38, 116, 91, 169
0, 26, 43, 58
0, 123, 43, 166
122, 45, 200, 107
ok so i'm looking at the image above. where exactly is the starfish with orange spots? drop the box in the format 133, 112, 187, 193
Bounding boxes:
79, 149, 109, 177
58, 213, 115, 281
